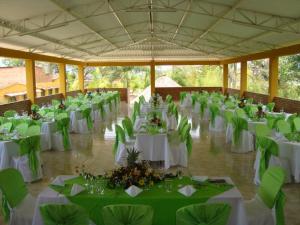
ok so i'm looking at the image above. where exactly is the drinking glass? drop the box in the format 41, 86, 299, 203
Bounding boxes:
96, 179, 107, 195
164, 178, 173, 193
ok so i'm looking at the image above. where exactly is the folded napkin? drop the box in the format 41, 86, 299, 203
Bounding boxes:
70, 184, 85, 196
191, 176, 208, 183
51, 175, 78, 186
178, 185, 196, 197
125, 185, 143, 197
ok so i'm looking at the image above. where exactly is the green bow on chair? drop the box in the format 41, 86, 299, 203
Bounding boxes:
231, 116, 248, 145
80, 106, 93, 130
199, 96, 208, 118
56, 113, 71, 150
256, 136, 279, 180
16, 125, 41, 177
114, 125, 126, 155
209, 104, 220, 126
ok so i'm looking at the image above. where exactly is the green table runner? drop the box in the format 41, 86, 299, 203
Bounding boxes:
50, 176, 233, 225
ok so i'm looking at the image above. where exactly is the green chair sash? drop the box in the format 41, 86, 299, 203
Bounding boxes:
276, 120, 291, 134
0, 168, 28, 222
256, 137, 279, 179
14, 123, 29, 137
166, 95, 173, 103
199, 96, 208, 118
56, 113, 71, 150
178, 116, 188, 134
266, 102, 275, 112
0, 122, 13, 133
40, 203, 89, 225
231, 116, 248, 145
122, 117, 134, 138
293, 117, 300, 132
176, 203, 231, 225
81, 106, 93, 130
255, 124, 272, 137
258, 167, 285, 225
3, 110, 17, 118
224, 110, 234, 125
102, 204, 154, 225
180, 92, 187, 104
114, 125, 126, 155
209, 104, 220, 126
131, 102, 140, 123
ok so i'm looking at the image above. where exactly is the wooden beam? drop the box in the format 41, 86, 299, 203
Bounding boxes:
0, 47, 83, 65
25, 59, 36, 104
86, 61, 151, 67
78, 65, 85, 93
154, 60, 221, 65
150, 62, 155, 95
269, 56, 279, 102
240, 61, 247, 97
59, 63, 67, 97
223, 64, 228, 94
221, 43, 300, 64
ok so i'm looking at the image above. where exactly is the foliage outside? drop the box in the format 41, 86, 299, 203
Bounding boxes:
247, 59, 269, 94
228, 63, 241, 89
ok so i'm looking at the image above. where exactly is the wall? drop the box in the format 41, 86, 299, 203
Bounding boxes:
35, 94, 63, 106
155, 87, 222, 101
66, 90, 81, 97
273, 97, 300, 113
226, 88, 240, 96
0, 100, 31, 115
244, 92, 268, 104
86, 88, 128, 102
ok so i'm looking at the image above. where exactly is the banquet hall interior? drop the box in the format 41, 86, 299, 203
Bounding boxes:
0, 0, 299, 225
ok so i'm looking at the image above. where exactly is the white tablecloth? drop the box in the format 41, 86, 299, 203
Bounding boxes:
32, 176, 248, 225
135, 133, 172, 168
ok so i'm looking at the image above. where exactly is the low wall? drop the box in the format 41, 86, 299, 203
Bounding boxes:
155, 87, 222, 101
0, 100, 31, 115
66, 90, 81, 97
226, 88, 240, 96
244, 92, 269, 104
273, 97, 300, 113
35, 94, 64, 106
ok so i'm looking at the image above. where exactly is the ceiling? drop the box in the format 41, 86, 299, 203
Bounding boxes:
0, 0, 300, 62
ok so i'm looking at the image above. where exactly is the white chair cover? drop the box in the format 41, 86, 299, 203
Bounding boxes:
245, 195, 275, 225
10, 194, 36, 225
51, 132, 71, 151
166, 115, 177, 131
209, 116, 225, 132
231, 130, 254, 153
168, 141, 188, 167
13, 153, 43, 182
253, 151, 292, 185
181, 94, 192, 108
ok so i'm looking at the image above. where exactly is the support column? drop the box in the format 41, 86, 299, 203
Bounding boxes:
223, 64, 228, 94
59, 63, 67, 98
269, 56, 279, 102
25, 59, 36, 104
78, 65, 85, 93
240, 61, 247, 97
150, 61, 155, 95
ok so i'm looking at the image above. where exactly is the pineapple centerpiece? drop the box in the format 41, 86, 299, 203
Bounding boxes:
106, 147, 163, 189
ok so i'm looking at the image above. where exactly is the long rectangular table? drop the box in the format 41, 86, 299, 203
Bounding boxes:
32, 175, 248, 225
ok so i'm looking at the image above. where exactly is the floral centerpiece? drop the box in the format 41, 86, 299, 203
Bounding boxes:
76, 148, 164, 189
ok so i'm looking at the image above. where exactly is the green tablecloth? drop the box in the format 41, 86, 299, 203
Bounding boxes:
51, 177, 233, 225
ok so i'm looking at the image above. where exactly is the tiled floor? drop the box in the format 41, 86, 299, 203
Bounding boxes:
1, 102, 300, 224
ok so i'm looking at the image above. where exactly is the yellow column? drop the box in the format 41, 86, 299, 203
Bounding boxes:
25, 59, 36, 103
269, 56, 279, 102
240, 61, 247, 97
150, 61, 155, 95
59, 63, 67, 97
223, 64, 228, 94
78, 65, 85, 93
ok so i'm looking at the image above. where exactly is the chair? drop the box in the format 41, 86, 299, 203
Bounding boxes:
4, 110, 17, 118
131, 101, 140, 123
253, 136, 291, 185
235, 108, 248, 119
114, 125, 131, 165
165, 94, 173, 103
76, 105, 93, 133
176, 203, 231, 225
177, 116, 188, 134
199, 96, 208, 119
14, 125, 43, 182
209, 104, 224, 132
231, 116, 254, 153
52, 113, 71, 151
245, 167, 286, 225
122, 117, 135, 142
102, 204, 153, 225
0, 168, 36, 225
0, 122, 13, 133
293, 117, 300, 132
139, 95, 146, 104
13, 123, 28, 137
276, 120, 291, 134
266, 102, 275, 112
255, 124, 272, 138
39, 203, 89, 225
